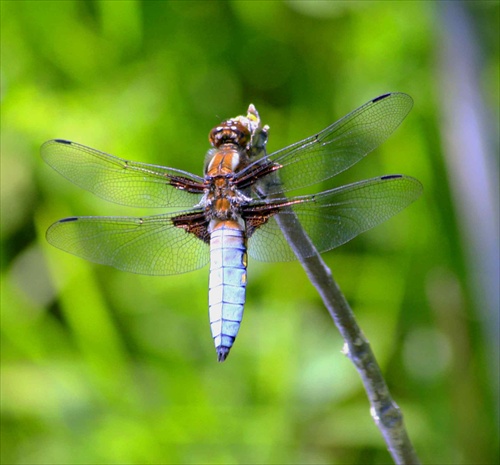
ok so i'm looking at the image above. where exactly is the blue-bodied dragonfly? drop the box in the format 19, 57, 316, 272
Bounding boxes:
42, 92, 422, 362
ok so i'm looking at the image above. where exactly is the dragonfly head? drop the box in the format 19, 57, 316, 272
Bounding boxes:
209, 104, 270, 159
209, 118, 251, 149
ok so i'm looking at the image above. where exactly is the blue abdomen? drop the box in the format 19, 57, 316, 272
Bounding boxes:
209, 224, 247, 362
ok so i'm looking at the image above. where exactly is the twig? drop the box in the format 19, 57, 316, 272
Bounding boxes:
275, 210, 421, 465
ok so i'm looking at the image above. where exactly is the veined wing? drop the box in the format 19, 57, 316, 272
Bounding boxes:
247, 175, 422, 262
41, 140, 205, 208
46, 210, 210, 275
241, 93, 413, 196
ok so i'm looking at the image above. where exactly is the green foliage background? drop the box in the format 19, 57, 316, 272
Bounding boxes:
1, 1, 498, 464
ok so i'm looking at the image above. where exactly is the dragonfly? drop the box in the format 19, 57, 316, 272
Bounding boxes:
42, 92, 422, 362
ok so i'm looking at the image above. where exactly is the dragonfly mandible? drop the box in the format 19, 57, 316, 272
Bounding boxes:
42, 92, 422, 362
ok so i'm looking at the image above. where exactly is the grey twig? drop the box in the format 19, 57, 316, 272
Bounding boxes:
275, 210, 420, 465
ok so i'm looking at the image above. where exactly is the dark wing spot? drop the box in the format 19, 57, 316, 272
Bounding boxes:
372, 93, 391, 103
59, 217, 79, 223
54, 139, 72, 145
380, 174, 402, 180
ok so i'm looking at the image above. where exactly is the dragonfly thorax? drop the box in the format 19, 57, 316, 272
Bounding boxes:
204, 176, 250, 221
205, 145, 250, 176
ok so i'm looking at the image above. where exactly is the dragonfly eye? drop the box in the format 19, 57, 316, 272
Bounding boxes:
209, 119, 250, 148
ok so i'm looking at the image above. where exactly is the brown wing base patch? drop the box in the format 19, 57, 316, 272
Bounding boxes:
243, 198, 306, 237
172, 211, 210, 243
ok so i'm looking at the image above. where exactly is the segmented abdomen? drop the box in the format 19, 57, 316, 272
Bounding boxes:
209, 223, 247, 362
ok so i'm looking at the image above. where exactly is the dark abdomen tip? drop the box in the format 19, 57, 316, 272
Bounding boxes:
217, 346, 230, 362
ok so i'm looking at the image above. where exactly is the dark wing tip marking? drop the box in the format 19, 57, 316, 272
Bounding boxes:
371, 93, 392, 103
380, 174, 403, 180
54, 139, 72, 145
58, 217, 79, 223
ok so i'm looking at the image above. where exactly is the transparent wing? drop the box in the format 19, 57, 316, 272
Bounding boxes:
247, 175, 422, 262
46, 211, 210, 275
241, 93, 414, 195
41, 139, 205, 208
